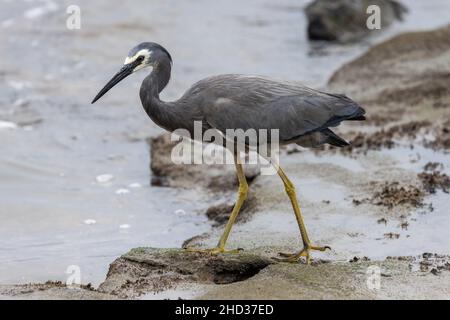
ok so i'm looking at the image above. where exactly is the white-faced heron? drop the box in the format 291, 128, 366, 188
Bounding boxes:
92, 42, 365, 263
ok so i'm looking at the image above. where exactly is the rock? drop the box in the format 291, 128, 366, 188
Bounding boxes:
305, 0, 407, 42
148, 133, 260, 190
3, 252, 449, 299
200, 258, 450, 299
97, 248, 273, 298
329, 25, 450, 127
200, 261, 374, 299
96, 249, 450, 299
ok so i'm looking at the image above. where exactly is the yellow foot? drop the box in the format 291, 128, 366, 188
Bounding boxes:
274, 245, 331, 264
184, 247, 243, 255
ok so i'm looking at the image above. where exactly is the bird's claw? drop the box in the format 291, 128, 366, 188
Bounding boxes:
184, 247, 244, 255
274, 245, 331, 264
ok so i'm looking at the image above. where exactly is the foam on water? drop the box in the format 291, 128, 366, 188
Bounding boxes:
0, 121, 17, 130
23, 0, 58, 19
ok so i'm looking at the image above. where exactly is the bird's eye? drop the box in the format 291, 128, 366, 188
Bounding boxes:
136, 56, 145, 63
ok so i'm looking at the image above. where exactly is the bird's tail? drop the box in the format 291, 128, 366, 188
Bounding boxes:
347, 115, 366, 121
322, 128, 349, 147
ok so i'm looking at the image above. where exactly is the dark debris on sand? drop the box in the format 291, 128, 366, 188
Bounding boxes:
350, 121, 430, 152
425, 121, 450, 151
353, 182, 425, 209
316, 121, 432, 154
418, 170, 450, 194
353, 165, 449, 211
387, 253, 450, 275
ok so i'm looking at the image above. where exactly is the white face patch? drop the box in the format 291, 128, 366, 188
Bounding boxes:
124, 49, 152, 72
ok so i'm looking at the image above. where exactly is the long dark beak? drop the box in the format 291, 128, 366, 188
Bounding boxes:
91, 63, 135, 104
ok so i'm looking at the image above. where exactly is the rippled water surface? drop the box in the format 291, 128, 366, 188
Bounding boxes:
0, 0, 449, 285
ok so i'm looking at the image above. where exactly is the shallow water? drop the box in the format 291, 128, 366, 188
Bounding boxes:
1, 0, 450, 286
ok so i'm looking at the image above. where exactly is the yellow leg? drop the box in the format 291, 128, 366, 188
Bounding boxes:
185, 156, 247, 254
273, 164, 330, 264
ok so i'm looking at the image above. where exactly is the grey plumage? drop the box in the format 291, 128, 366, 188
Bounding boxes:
94, 42, 365, 150
181, 74, 364, 146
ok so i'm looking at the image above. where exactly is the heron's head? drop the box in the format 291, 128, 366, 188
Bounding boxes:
92, 42, 172, 104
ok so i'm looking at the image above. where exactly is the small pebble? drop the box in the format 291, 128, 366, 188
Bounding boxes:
128, 182, 142, 188
96, 174, 114, 184
115, 188, 130, 195
84, 219, 96, 225
174, 209, 186, 216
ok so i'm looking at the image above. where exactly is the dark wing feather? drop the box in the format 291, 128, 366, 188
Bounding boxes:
191, 75, 365, 142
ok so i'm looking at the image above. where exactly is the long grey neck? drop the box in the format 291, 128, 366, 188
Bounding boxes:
140, 59, 181, 132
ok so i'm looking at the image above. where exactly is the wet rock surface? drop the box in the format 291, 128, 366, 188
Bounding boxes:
2, 251, 449, 299
200, 258, 450, 299
97, 248, 273, 298
305, 0, 407, 42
